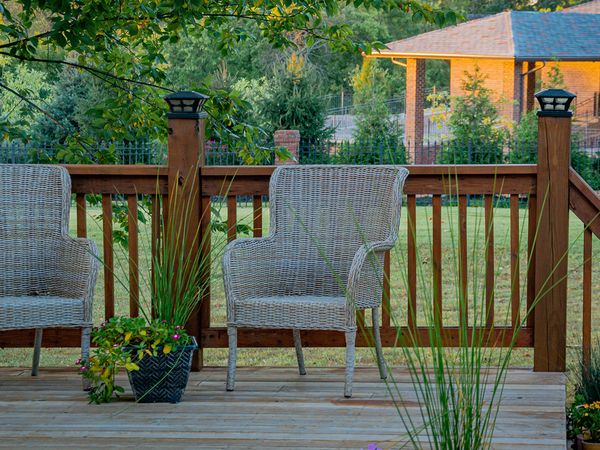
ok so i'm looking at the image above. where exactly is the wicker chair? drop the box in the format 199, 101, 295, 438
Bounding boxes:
0, 165, 99, 380
223, 165, 408, 397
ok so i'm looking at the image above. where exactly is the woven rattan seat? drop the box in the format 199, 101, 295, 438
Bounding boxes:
223, 165, 408, 397
0, 164, 99, 381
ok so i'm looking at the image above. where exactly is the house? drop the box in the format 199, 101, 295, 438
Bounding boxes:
366, 0, 600, 159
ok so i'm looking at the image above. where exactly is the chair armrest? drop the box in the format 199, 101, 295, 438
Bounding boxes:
346, 241, 392, 311
53, 236, 100, 321
223, 237, 285, 317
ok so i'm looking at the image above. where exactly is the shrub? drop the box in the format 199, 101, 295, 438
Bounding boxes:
437, 65, 506, 164
507, 111, 537, 164
258, 54, 333, 148
334, 138, 407, 165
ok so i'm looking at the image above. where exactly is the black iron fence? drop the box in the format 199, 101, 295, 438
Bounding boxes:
2, 136, 599, 189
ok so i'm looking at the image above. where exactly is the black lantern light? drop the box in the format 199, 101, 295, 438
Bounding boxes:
534, 88, 576, 117
164, 91, 208, 119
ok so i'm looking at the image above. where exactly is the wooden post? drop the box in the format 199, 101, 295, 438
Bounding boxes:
533, 89, 575, 372
164, 91, 208, 371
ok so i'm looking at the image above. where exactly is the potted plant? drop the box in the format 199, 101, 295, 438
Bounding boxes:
569, 400, 600, 449
79, 179, 222, 404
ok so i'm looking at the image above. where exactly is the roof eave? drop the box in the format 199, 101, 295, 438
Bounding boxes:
515, 56, 600, 62
365, 51, 600, 62
365, 51, 514, 60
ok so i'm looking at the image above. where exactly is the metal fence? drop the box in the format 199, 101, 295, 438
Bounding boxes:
0, 141, 167, 165
2, 136, 599, 189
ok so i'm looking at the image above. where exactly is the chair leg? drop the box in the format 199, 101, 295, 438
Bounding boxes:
293, 329, 307, 375
31, 328, 43, 376
81, 326, 92, 391
344, 329, 356, 398
226, 326, 237, 391
372, 308, 388, 380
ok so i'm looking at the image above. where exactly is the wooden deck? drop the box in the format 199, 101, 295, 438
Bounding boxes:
0, 367, 565, 449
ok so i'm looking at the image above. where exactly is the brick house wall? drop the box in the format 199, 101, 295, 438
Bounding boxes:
540, 61, 600, 117
449, 58, 523, 123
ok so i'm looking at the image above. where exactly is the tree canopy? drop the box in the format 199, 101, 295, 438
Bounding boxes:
0, 0, 458, 147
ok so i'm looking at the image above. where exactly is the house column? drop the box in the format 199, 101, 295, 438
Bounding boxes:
503, 61, 524, 123
524, 61, 537, 113
405, 58, 426, 163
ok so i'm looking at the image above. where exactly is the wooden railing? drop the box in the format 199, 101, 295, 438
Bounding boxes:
0, 104, 597, 373
569, 168, 600, 367
200, 165, 538, 354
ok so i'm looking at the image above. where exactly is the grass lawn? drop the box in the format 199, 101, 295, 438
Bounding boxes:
1, 198, 598, 373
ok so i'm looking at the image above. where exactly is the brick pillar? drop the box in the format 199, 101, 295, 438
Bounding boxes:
524, 61, 537, 113
273, 130, 300, 165
503, 61, 524, 123
405, 58, 426, 163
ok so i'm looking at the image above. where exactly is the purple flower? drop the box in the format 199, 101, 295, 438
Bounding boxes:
75, 358, 82, 365
79, 366, 88, 372
175, 325, 181, 330
172, 334, 180, 341
162, 320, 167, 323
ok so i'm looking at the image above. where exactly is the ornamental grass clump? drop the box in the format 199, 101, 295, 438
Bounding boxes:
331, 179, 580, 449
79, 173, 226, 403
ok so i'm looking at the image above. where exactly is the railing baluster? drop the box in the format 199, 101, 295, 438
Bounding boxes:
510, 195, 520, 328
151, 195, 161, 319
527, 195, 537, 327
407, 194, 417, 331
382, 250, 391, 328
253, 195, 263, 238
102, 194, 115, 319
227, 195, 237, 242
459, 195, 468, 329
484, 195, 494, 327
432, 194, 442, 329
127, 195, 139, 318
583, 227, 593, 368
200, 195, 212, 329
76, 194, 87, 238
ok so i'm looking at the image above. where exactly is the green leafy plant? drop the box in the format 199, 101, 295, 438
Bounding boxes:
569, 400, 600, 443
78, 317, 191, 404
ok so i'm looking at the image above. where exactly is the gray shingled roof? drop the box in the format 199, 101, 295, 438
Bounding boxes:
380, 8, 600, 61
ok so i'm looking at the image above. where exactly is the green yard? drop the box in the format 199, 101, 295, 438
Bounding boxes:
1, 199, 598, 370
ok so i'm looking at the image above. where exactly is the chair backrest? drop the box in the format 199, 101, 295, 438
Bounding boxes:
269, 165, 408, 297
0, 164, 71, 296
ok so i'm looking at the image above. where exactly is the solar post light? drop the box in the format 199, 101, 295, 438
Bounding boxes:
534, 88, 576, 117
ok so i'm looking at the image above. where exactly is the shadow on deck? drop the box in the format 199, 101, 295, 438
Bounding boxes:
0, 367, 565, 449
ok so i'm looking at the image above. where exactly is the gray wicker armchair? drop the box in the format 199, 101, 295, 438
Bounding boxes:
0, 165, 99, 380
223, 165, 408, 397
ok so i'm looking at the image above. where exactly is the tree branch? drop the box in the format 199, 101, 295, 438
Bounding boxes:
0, 52, 175, 92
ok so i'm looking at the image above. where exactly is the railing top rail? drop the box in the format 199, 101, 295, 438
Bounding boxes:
201, 164, 537, 176
569, 167, 600, 238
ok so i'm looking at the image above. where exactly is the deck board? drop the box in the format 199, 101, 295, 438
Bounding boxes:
0, 367, 565, 449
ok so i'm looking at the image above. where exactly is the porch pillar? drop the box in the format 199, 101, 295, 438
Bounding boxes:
164, 91, 208, 371
503, 61, 523, 123
524, 61, 537, 113
405, 58, 426, 163
533, 89, 575, 372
